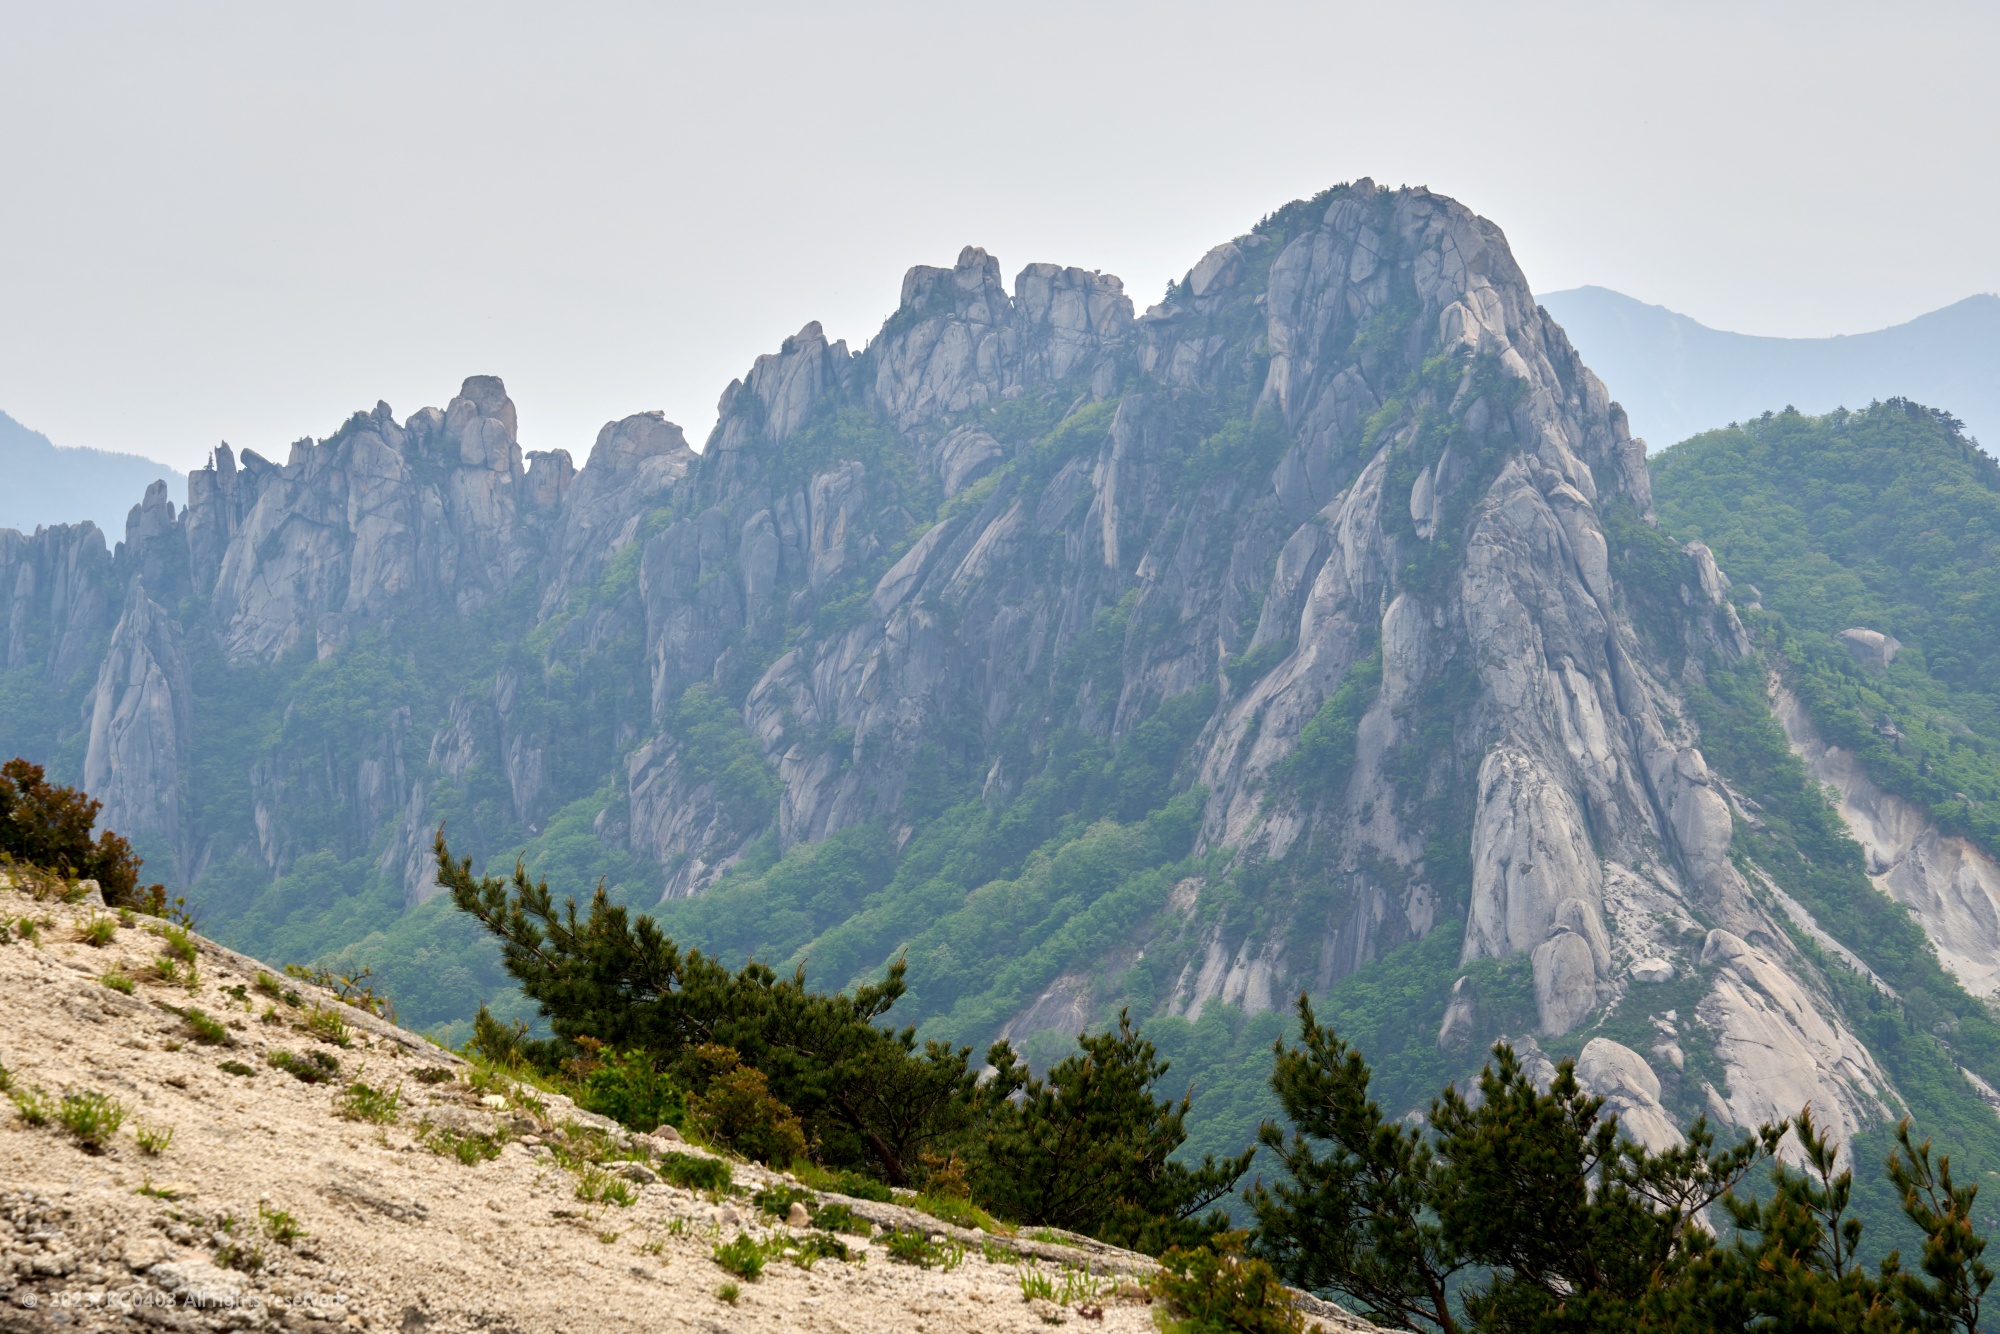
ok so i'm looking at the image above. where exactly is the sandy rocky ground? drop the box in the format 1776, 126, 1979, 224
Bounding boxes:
0, 878, 1371, 1333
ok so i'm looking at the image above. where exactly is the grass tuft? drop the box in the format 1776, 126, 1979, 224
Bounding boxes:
268, 1048, 341, 1084
56, 1089, 128, 1152
712, 1232, 766, 1280
334, 1076, 401, 1124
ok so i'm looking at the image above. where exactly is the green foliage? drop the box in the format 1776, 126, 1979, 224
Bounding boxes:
1652, 401, 2000, 853
573, 1045, 685, 1133
687, 1050, 809, 1166
180, 1007, 229, 1045
712, 1231, 767, 1280
882, 1228, 963, 1269
793, 1161, 891, 1202
575, 1166, 638, 1207
335, 1075, 401, 1124
971, 1010, 1252, 1255
1279, 648, 1381, 797
0, 757, 156, 908
304, 1004, 352, 1047
1253, 1000, 1998, 1333
420, 1121, 505, 1165
1152, 1232, 1308, 1334
658, 1151, 733, 1192
259, 1202, 305, 1247
55, 1089, 128, 1153
754, 1183, 814, 1218
100, 965, 134, 994
668, 685, 781, 839
810, 1201, 867, 1234
267, 1049, 340, 1084
218, 1060, 256, 1077
441, 829, 979, 1185
9, 1083, 53, 1127
78, 914, 115, 947
1224, 640, 1293, 693
135, 1122, 174, 1155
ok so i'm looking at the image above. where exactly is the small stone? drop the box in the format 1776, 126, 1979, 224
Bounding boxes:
786, 1203, 810, 1227
653, 1124, 682, 1143
479, 1095, 507, 1110
122, 1236, 172, 1271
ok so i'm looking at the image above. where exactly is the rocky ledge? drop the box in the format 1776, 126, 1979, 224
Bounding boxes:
0, 880, 1368, 1333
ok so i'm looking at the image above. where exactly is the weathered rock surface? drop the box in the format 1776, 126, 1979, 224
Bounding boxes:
0, 179, 1955, 1164
0, 884, 1372, 1333
1773, 682, 2000, 999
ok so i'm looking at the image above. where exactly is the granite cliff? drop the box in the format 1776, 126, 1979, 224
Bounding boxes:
3, 181, 1994, 1184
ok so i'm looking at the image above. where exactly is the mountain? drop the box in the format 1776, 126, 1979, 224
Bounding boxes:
5, 180, 1998, 1247
0, 409, 177, 537
1537, 286, 2000, 451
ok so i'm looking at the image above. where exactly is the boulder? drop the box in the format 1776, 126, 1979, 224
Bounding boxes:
1838, 627, 1901, 670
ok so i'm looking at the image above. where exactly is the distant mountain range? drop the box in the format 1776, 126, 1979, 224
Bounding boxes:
1538, 286, 2000, 452
0, 410, 176, 537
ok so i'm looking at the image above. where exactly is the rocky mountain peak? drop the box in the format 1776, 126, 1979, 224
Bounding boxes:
1, 179, 1968, 1178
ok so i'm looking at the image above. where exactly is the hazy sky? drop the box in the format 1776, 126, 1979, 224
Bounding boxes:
2, 1, 1995, 474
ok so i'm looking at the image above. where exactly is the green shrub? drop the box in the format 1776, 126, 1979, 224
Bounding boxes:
778, 1231, 852, 1269
267, 1049, 340, 1084
56, 1089, 128, 1153
972, 1010, 1250, 1254
712, 1232, 767, 1280
135, 1122, 174, 1155
218, 1060, 256, 1078
305, 1004, 352, 1047
658, 1150, 733, 1192
411, 1065, 456, 1085
794, 1161, 892, 1202
687, 1055, 807, 1167
101, 966, 134, 994
253, 970, 283, 998
914, 1193, 1000, 1232
754, 1184, 814, 1219
810, 1202, 868, 1235
78, 914, 116, 947
182, 1008, 229, 1045
717, 1281, 741, 1305
0, 759, 156, 908
1151, 1233, 1305, 1334
576, 1046, 685, 1132
335, 1077, 401, 1124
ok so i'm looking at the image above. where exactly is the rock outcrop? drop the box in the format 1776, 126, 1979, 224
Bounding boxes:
1773, 682, 2000, 1000
0, 179, 1963, 1165
2, 882, 1381, 1333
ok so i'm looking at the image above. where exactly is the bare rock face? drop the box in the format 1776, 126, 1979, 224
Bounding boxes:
0, 180, 1938, 1165
83, 579, 193, 852
1574, 1038, 1682, 1152
1774, 683, 2000, 1000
